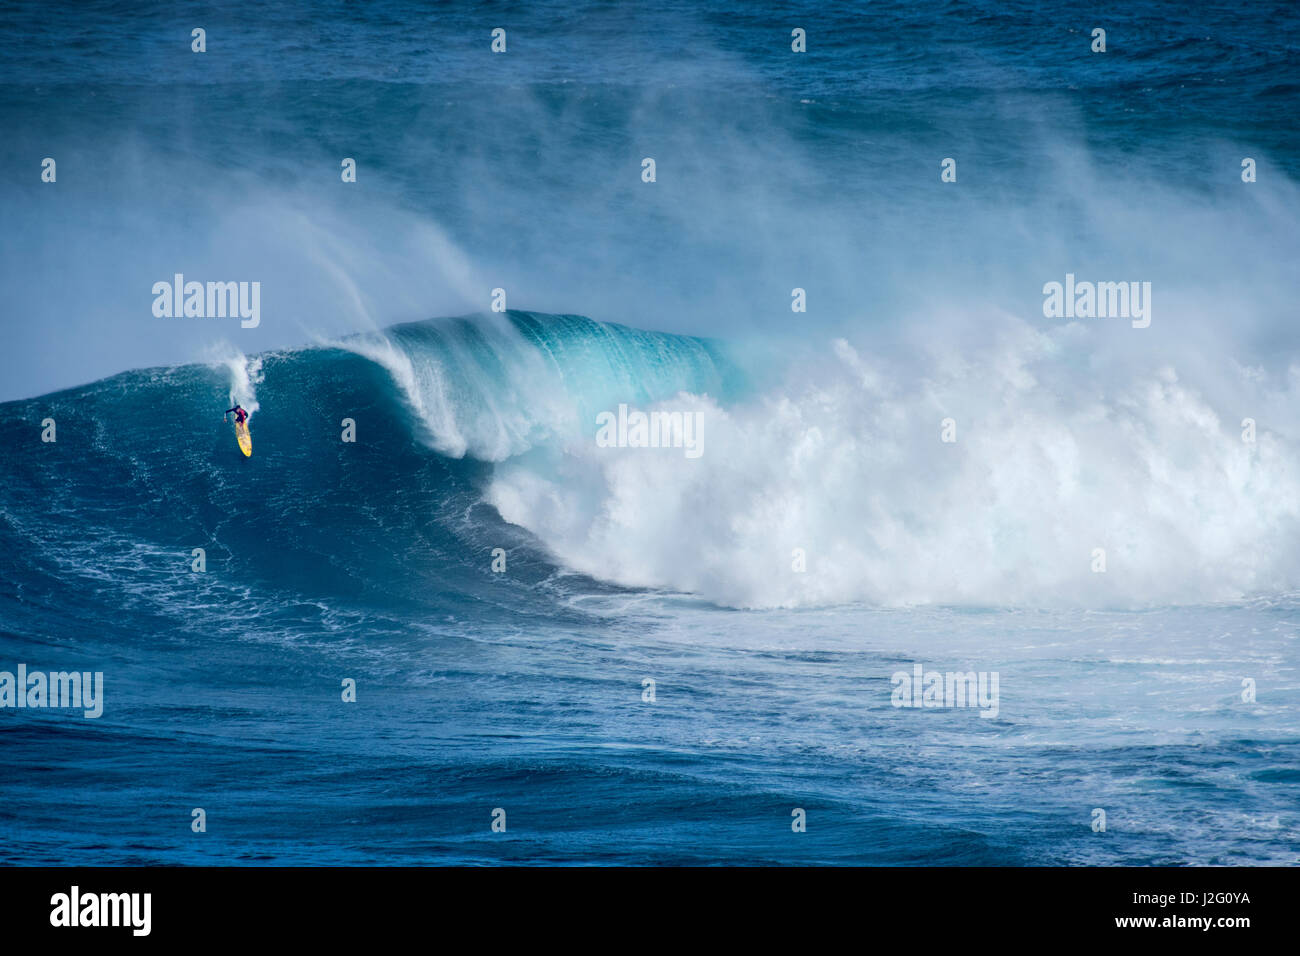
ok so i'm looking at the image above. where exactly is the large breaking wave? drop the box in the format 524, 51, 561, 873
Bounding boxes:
1, 309, 1298, 617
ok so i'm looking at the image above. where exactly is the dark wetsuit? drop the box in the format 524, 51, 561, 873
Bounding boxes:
226, 406, 248, 425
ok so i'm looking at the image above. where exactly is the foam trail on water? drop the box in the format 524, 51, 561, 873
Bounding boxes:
203, 345, 263, 418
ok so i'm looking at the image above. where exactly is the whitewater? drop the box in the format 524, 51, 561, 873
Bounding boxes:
329, 310, 1300, 611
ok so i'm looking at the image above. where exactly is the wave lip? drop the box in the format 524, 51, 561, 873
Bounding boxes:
335, 311, 737, 462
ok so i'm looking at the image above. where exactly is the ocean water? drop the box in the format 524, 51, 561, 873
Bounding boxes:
1, 1, 1298, 865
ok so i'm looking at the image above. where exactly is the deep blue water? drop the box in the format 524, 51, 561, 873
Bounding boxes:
1, 2, 1298, 865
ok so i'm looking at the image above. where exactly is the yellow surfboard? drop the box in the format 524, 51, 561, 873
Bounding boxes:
235, 420, 252, 457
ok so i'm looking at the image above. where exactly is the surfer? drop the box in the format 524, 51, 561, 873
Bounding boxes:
225, 403, 254, 457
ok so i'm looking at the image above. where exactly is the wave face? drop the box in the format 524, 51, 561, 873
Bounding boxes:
3, 309, 1300, 615
0, 312, 737, 642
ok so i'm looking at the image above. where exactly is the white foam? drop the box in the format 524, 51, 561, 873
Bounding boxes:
204, 345, 263, 419
487, 317, 1300, 609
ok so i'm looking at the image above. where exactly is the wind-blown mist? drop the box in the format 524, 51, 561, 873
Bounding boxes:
3, 1, 1296, 399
